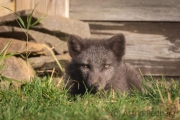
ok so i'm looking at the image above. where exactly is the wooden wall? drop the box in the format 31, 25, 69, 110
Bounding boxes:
0, 0, 69, 17
89, 22, 180, 76
16, 0, 69, 17
0, 0, 15, 17
70, 0, 180, 21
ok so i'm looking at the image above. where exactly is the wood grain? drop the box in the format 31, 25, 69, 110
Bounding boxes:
0, 0, 15, 17
16, 0, 69, 17
70, 0, 180, 21
89, 22, 180, 76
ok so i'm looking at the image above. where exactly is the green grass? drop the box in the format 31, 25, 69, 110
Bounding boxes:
0, 76, 180, 120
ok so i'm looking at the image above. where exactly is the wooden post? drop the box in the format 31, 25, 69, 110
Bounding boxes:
15, 0, 69, 18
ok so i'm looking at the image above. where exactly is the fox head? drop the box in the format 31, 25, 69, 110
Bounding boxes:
67, 33, 126, 93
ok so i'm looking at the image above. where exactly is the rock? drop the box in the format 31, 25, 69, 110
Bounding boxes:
1, 56, 35, 88
28, 54, 70, 69
0, 26, 68, 54
0, 37, 50, 55
28, 54, 71, 76
0, 9, 91, 39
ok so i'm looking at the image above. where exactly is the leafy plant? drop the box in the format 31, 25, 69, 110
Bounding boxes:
3, 4, 45, 61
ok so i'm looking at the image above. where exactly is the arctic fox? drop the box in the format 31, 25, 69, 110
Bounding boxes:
65, 33, 142, 95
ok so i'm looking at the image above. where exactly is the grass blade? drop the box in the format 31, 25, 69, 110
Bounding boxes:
27, 14, 31, 29
15, 15, 26, 28
27, 3, 39, 29
2, 6, 14, 13
156, 82, 165, 103
31, 15, 46, 26
2, 6, 26, 28
0, 75, 21, 83
43, 45, 63, 72
0, 64, 6, 71
0, 41, 11, 54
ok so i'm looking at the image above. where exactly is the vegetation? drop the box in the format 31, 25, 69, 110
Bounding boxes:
0, 76, 180, 120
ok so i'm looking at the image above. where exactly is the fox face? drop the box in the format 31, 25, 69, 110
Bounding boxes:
67, 34, 126, 93
74, 46, 118, 92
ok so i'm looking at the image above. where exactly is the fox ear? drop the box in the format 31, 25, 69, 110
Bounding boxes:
107, 33, 126, 58
68, 34, 85, 58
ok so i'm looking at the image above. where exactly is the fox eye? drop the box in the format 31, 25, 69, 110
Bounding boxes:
83, 65, 88, 68
104, 64, 110, 69
81, 64, 89, 69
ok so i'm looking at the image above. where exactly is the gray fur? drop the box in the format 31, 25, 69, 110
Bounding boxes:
65, 33, 142, 95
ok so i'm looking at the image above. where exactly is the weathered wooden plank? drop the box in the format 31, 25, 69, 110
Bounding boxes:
16, 0, 69, 17
89, 22, 180, 76
0, 0, 15, 17
15, 0, 34, 11
70, 0, 180, 21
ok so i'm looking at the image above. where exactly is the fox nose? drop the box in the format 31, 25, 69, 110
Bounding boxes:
92, 83, 100, 89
